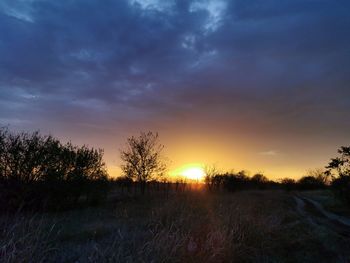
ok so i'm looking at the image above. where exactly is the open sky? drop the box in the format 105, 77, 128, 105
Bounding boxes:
1, 0, 350, 179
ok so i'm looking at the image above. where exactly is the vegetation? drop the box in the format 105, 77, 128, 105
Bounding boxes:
326, 146, 350, 205
0, 127, 108, 211
1, 191, 350, 263
0, 213, 58, 262
203, 169, 329, 192
2, 129, 350, 262
120, 131, 167, 194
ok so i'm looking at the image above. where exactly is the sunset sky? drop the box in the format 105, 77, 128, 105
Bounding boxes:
1, 0, 350, 179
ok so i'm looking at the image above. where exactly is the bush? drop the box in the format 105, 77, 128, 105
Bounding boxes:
326, 146, 350, 205
204, 170, 273, 192
0, 128, 109, 211
280, 178, 296, 191
297, 176, 326, 190
331, 175, 350, 205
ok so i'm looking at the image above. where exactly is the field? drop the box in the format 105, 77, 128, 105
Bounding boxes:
1, 189, 350, 263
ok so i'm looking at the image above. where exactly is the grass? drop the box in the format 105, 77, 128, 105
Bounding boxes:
1, 190, 350, 262
0, 213, 58, 263
302, 190, 350, 216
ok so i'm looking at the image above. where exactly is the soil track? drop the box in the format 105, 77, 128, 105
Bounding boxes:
293, 194, 350, 238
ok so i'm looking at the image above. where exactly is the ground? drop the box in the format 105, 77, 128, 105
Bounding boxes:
1, 190, 350, 263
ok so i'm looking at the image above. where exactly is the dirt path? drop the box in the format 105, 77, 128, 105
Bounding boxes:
293, 194, 350, 237
301, 196, 350, 227
293, 195, 318, 227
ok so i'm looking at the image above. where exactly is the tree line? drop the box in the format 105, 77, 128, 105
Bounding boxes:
0, 127, 108, 211
1, 127, 350, 211
204, 149, 350, 206
204, 169, 328, 192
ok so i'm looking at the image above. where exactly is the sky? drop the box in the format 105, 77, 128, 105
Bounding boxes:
1, 0, 350, 180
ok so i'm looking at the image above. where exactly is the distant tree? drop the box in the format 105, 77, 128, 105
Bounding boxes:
305, 168, 329, 185
120, 132, 167, 194
223, 170, 250, 192
326, 146, 350, 204
280, 178, 296, 191
251, 173, 268, 183
251, 173, 269, 189
292, 168, 328, 191
297, 176, 325, 190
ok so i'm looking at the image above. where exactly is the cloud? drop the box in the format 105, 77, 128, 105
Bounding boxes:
259, 150, 278, 156
0, 0, 349, 138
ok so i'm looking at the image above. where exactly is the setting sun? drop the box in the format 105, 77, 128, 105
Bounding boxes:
170, 164, 206, 181
181, 167, 205, 180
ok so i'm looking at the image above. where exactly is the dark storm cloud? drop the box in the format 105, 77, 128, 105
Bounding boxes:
0, 0, 350, 136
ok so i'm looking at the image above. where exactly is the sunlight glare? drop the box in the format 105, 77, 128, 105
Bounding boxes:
181, 167, 205, 181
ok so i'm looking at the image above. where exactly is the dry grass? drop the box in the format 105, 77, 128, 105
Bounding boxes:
1, 190, 350, 262
0, 213, 58, 263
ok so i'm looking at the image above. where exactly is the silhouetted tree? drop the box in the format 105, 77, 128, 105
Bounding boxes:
251, 173, 269, 189
120, 131, 167, 194
205, 170, 276, 192
280, 178, 296, 191
293, 169, 328, 190
297, 176, 325, 190
0, 127, 108, 211
326, 146, 350, 176
221, 170, 250, 192
326, 146, 350, 204
251, 173, 268, 183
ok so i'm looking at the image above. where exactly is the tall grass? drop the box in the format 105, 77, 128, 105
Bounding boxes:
1, 191, 349, 262
0, 214, 58, 263
72, 192, 292, 262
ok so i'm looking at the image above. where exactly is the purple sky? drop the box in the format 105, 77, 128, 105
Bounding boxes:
1, 0, 350, 178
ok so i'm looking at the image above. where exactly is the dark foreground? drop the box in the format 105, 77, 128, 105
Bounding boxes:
1, 190, 350, 263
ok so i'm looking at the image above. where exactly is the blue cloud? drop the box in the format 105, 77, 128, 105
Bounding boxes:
0, 0, 349, 137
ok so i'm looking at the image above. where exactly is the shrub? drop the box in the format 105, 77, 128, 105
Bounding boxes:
326, 146, 350, 205
0, 128, 109, 211
280, 178, 296, 191
331, 175, 350, 205
297, 176, 326, 190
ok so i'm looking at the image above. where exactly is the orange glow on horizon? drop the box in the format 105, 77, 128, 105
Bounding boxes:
105, 130, 328, 181
170, 163, 206, 181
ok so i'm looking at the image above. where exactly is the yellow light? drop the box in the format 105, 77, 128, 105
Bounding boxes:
169, 163, 206, 181
181, 167, 205, 180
